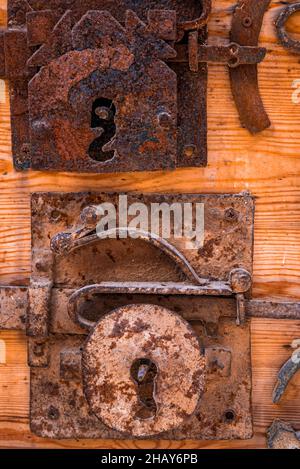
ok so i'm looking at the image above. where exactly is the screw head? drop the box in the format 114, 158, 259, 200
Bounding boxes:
48, 406, 60, 420
183, 144, 196, 158
33, 342, 45, 357
224, 208, 239, 222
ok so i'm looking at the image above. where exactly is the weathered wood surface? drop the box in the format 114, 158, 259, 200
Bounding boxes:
0, 0, 300, 448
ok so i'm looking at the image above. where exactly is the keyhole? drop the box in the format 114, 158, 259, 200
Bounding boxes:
88, 98, 116, 162
130, 358, 158, 420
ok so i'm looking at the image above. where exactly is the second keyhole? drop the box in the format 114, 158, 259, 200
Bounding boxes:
88, 97, 116, 162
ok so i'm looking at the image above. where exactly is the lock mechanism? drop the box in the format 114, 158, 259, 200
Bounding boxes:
1, 191, 300, 439
1, 0, 270, 172
0, 191, 255, 439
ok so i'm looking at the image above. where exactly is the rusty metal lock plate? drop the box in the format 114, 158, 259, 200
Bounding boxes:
24, 191, 254, 440
5, 0, 208, 172
1, 0, 270, 172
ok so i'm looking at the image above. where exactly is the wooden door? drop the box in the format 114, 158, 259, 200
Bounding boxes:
0, 0, 300, 448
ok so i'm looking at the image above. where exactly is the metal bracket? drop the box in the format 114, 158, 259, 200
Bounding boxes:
1, 0, 270, 172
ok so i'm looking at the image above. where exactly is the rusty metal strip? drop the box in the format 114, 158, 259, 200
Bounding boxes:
245, 300, 300, 320
2, 290, 300, 333
230, 0, 271, 133
172, 43, 266, 67
276, 3, 300, 54
272, 340, 300, 404
1, 2, 271, 173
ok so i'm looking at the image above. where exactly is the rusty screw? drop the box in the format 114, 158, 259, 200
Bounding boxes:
157, 111, 173, 129
183, 144, 196, 158
50, 209, 62, 222
32, 119, 51, 135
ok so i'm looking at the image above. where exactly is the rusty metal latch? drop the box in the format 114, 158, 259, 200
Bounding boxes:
1, 0, 270, 173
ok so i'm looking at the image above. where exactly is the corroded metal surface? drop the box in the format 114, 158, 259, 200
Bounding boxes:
4, 0, 208, 171
230, 0, 271, 133
83, 304, 206, 437
276, 3, 300, 54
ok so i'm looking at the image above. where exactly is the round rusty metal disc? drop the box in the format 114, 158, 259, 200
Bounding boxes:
82, 304, 206, 437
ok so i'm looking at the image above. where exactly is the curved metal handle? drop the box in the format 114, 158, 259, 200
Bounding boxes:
272, 345, 300, 404
51, 218, 208, 286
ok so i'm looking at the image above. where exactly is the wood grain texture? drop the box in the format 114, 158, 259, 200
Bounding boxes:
0, 0, 300, 449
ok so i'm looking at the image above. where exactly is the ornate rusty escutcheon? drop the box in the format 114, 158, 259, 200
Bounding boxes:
0, 0, 270, 172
